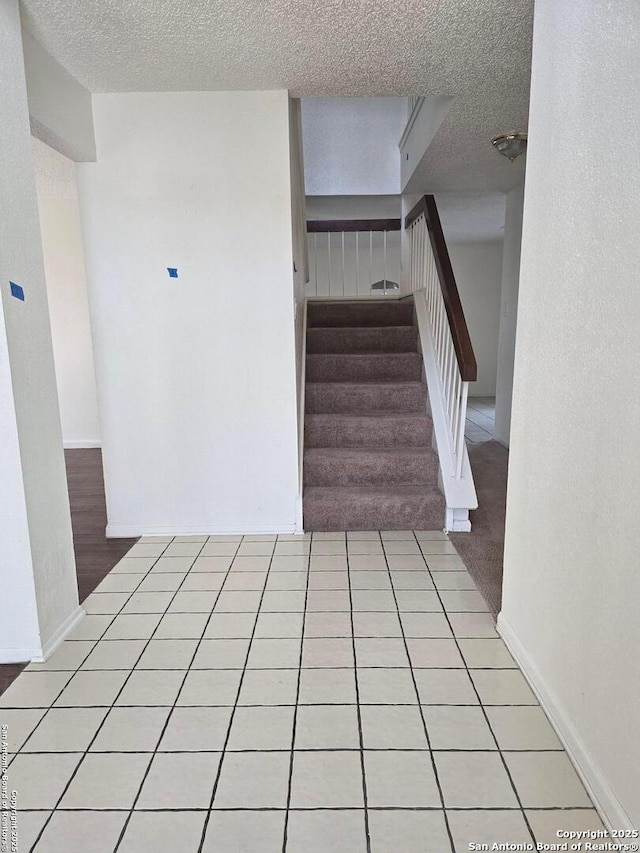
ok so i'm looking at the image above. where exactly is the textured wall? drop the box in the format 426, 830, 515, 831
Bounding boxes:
302, 98, 405, 195
0, 0, 77, 658
449, 242, 504, 397
77, 91, 299, 535
33, 137, 101, 447
494, 183, 524, 446
500, 0, 640, 829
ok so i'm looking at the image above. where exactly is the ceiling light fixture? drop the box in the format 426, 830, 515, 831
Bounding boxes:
491, 132, 527, 162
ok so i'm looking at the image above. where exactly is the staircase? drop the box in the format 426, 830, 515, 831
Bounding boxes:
303, 300, 445, 531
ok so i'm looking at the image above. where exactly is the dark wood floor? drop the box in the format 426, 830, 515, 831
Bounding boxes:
0, 449, 137, 695
65, 449, 138, 602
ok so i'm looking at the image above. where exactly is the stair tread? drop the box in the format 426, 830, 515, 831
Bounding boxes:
305, 447, 432, 457
306, 351, 416, 356
307, 352, 419, 359
308, 325, 416, 331
306, 411, 430, 419
304, 484, 442, 497
306, 380, 424, 387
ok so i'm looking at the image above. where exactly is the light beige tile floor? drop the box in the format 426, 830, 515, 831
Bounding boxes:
1, 531, 604, 852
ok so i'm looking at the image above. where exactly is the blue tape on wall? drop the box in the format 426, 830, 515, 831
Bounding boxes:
167, 267, 178, 278
9, 282, 25, 301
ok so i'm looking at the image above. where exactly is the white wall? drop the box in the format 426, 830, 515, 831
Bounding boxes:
302, 98, 405, 195
400, 96, 453, 191
33, 137, 101, 448
448, 241, 504, 397
0, 0, 79, 661
22, 30, 96, 162
494, 183, 524, 445
77, 90, 299, 536
306, 195, 400, 221
500, 0, 640, 830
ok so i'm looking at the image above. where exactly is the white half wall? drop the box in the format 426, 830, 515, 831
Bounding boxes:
306, 195, 402, 298
448, 241, 504, 397
494, 183, 524, 446
77, 90, 299, 536
302, 98, 405, 195
33, 137, 101, 448
500, 0, 640, 830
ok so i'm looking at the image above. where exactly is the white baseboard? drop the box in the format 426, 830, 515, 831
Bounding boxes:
63, 440, 101, 449
0, 647, 43, 664
31, 606, 86, 662
0, 606, 86, 664
497, 613, 636, 832
106, 524, 299, 538
295, 495, 304, 534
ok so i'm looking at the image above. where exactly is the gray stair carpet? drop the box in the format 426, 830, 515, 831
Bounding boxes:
303, 300, 445, 531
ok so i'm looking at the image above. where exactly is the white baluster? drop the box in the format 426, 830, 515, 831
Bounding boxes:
369, 230, 373, 290
456, 382, 469, 480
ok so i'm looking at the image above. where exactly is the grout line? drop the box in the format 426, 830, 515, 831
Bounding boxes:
382, 536, 457, 853
11, 804, 599, 813
11, 746, 566, 755
346, 530, 373, 853
35, 536, 224, 850
17, 540, 176, 733
109, 535, 247, 850
3, 530, 595, 849
281, 534, 312, 851
26, 538, 181, 850
414, 533, 539, 847
194, 539, 279, 853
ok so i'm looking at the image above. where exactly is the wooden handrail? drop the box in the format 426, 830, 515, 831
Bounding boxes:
307, 218, 401, 233
405, 195, 477, 382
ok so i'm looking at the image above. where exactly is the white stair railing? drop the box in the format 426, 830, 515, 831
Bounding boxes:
306, 219, 402, 299
406, 196, 478, 532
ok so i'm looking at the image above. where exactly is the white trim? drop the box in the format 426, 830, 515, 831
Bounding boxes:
497, 613, 636, 833
305, 294, 404, 302
63, 440, 101, 449
295, 496, 304, 535
0, 647, 43, 664
296, 298, 308, 533
399, 97, 425, 150
0, 607, 86, 663
106, 524, 298, 538
444, 506, 471, 533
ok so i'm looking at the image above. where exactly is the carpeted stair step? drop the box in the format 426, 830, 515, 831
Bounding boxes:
306, 352, 422, 383
303, 484, 445, 531
306, 326, 418, 354
305, 382, 427, 414
304, 447, 439, 487
308, 301, 414, 328
305, 412, 432, 448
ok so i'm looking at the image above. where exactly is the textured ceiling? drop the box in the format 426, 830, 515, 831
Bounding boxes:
20, 0, 533, 191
